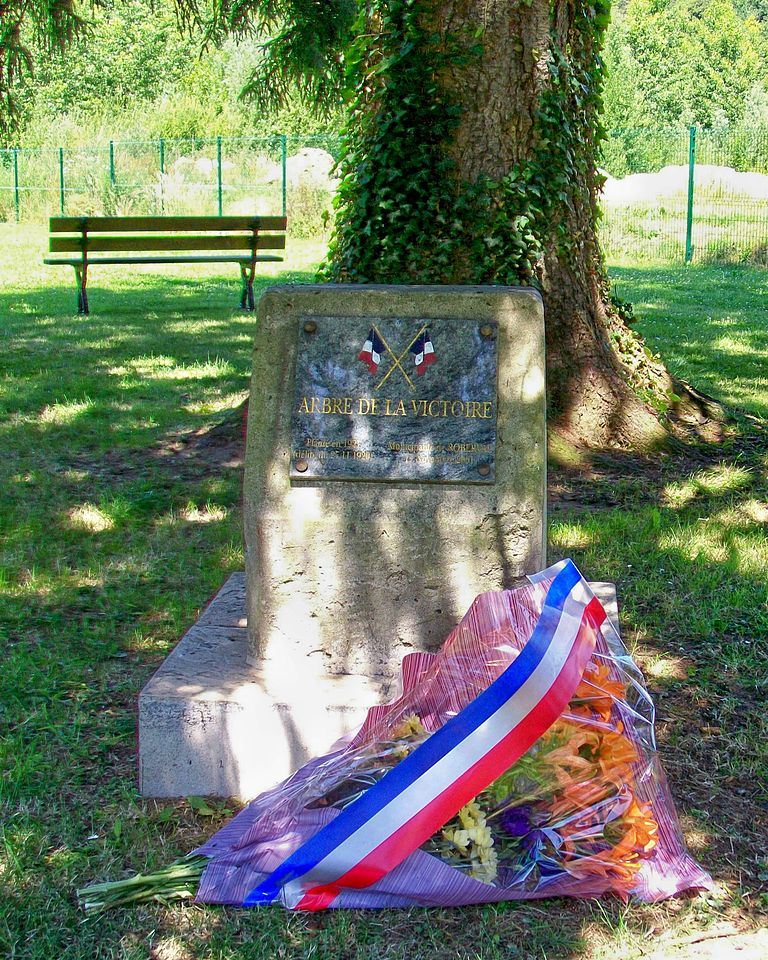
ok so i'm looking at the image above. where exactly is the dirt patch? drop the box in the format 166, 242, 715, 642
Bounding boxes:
151, 400, 247, 473
548, 425, 767, 512
73, 398, 762, 504
146, 403, 767, 505
56, 402, 247, 485
638, 665, 768, 896
639, 925, 768, 960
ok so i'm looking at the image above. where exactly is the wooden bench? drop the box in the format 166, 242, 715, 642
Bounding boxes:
44, 215, 287, 315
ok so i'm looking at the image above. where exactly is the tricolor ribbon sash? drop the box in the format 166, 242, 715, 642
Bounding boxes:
244, 560, 606, 910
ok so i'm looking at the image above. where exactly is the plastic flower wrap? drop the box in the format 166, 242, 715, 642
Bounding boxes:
79, 560, 711, 912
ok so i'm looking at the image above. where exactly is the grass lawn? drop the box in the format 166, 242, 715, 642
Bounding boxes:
611, 264, 768, 418
0, 225, 766, 960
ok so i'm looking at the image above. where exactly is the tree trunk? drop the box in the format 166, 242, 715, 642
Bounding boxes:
324, 0, 679, 448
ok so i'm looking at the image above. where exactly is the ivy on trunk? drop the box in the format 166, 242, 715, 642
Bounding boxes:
319, 0, 681, 447
4, 0, 716, 447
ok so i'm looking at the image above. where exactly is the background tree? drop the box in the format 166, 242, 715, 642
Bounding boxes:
4, 0, 343, 145
2, 0, 722, 448
195, 0, 685, 447
10, 0, 768, 152
604, 0, 768, 134
0, 0, 83, 132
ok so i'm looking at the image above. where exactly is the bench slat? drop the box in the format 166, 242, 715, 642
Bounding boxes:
49, 215, 287, 233
44, 255, 283, 265
50, 235, 286, 254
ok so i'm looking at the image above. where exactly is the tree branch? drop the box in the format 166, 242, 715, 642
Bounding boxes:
0, 0, 85, 133
175, 0, 357, 112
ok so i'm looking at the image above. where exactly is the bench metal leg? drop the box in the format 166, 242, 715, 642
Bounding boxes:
74, 265, 89, 315
240, 264, 256, 311
239, 266, 248, 310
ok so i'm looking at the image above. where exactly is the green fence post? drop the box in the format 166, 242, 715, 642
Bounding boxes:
109, 140, 115, 187
217, 135, 223, 216
281, 134, 287, 218
13, 148, 20, 222
159, 138, 165, 214
58, 147, 65, 215
684, 125, 696, 264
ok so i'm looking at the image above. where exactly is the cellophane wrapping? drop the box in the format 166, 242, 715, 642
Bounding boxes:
194, 562, 711, 909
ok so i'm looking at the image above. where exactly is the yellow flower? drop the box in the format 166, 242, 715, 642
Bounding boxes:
470, 845, 499, 883
458, 800, 484, 830
441, 800, 499, 884
443, 827, 470, 850
391, 713, 427, 740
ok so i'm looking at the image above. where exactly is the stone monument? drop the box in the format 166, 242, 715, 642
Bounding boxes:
139, 284, 548, 798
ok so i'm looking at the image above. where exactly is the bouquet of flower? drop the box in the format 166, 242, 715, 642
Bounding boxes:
79, 560, 710, 912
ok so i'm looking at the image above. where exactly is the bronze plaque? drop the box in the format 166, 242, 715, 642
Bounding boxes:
290, 316, 498, 483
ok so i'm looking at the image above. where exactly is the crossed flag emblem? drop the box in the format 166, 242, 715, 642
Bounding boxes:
358, 324, 437, 391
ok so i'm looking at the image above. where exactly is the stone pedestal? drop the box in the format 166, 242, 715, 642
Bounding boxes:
138, 574, 620, 799
138, 574, 393, 799
246, 285, 547, 679
139, 283, 553, 799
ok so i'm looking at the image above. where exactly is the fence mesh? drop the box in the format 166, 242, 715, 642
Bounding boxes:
1, 128, 767, 264
0, 134, 343, 237
600, 128, 690, 262
689, 128, 768, 265
600, 126, 768, 264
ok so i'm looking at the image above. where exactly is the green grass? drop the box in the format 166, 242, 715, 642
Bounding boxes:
611, 264, 768, 418
0, 226, 766, 959
602, 197, 768, 267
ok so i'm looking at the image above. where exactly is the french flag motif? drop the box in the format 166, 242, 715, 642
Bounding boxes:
242, 560, 605, 911
410, 329, 436, 375
358, 329, 385, 374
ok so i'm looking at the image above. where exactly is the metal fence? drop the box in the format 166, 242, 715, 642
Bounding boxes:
2, 127, 768, 264
0, 133, 342, 237
600, 126, 768, 264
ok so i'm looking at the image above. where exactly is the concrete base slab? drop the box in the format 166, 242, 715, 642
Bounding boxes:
138, 573, 621, 800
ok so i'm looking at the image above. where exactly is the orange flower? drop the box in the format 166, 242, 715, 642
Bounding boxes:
559, 794, 659, 894
616, 797, 658, 855
540, 720, 602, 786
569, 661, 628, 722
560, 850, 638, 892
544, 724, 641, 828
542, 720, 639, 799
549, 777, 617, 820
595, 727, 638, 784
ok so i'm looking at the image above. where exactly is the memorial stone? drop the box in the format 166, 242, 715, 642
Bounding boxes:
139, 284, 547, 798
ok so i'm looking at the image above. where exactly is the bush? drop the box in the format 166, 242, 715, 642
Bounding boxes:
286, 180, 334, 239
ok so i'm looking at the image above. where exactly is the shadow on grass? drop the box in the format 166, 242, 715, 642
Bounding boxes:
0, 270, 316, 318
1, 262, 767, 959
0, 270, 317, 452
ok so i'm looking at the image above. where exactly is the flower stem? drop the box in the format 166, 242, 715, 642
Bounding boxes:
77, 856, 208, 913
